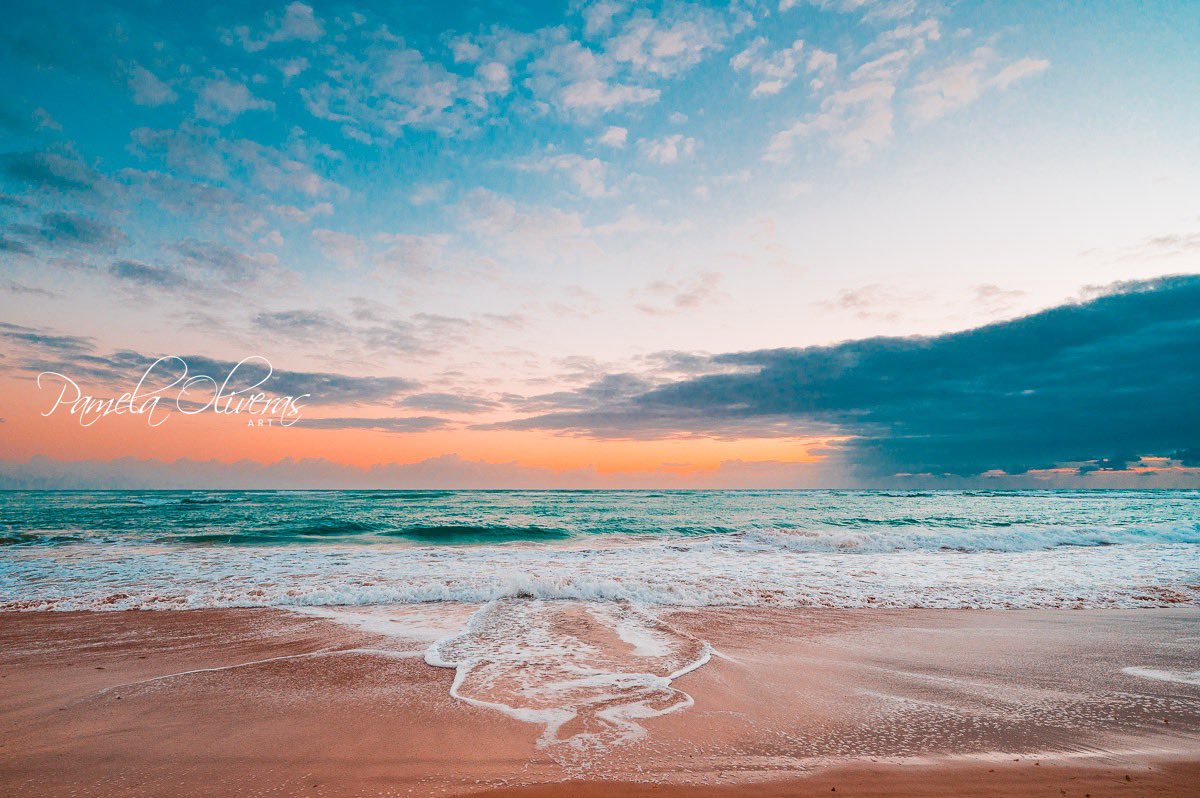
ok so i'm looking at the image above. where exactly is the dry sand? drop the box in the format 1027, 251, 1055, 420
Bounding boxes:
1, 606, 1197, 796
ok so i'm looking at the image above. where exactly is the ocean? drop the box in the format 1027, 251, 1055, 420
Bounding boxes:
3, 489, 1198, 611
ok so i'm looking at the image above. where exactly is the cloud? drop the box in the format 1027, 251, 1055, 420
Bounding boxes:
598, 126, 629, 148
605, 3, 731, 77
989, 56, 1052, 90
130, 126, 340, 199
172, 238, 279, 284
32, 108, 61, 131
763, 18, 945, 162
252, 309, 351, 341
0, 150, 102, 193
127, 65, 178, 106
580, 1, 627, 37
515, 152, 611, 197
194, 77, 275, 124
765, 75, 897, 163
460, 188, 587, 241
312, 229, 362, 269
505, 372, 659, 415
559, 79, 660, 110
0, 321, 93, 355
526, 38, 661, 115
908, 47, 1049, 124
639, 134, 697, 163
971, 283, 1027, 316
284, 3, 738, 136
251, 303, 477, 359
231, 2, 324, 52
409, 182, 450, 205
109, 259, 190, 290
785, 0, 917, 19
310, 229, 451, 276
523, 1, 731, 116
1, 279, 56, 297
397, 392, 500, 414
495, 276, 1200, 477
818, 283, 915, 321
294, 416, 452, 433
7, 211, 126, 251
731, 37, 834, 97
1, 324, 421, 405
91, 238, 284, 301
300, 26, 509, 139
634, 271, 722, 315
0, 235, 36, 256
373, 232, 452, 276
267, 200, 333, 223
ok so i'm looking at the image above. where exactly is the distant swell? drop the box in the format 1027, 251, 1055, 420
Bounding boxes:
380, 525, 572, 543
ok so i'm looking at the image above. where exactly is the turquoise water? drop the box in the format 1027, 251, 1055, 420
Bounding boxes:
2, 490, 1198, 610
3, 489, 1199, 549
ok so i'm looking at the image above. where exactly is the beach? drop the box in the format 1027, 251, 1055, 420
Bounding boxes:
6, 0, 1200, 791
3, 605, 1198, 796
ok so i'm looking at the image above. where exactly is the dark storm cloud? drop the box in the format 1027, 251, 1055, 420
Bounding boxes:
1173, 448, 1200, 467
495, 275, 1200, 476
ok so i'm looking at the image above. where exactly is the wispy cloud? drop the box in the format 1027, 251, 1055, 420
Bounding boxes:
907, 47, 1049, 124
634, 271, 722, 315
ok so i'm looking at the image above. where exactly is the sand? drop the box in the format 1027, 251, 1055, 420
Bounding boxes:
1, 606, 1198, 796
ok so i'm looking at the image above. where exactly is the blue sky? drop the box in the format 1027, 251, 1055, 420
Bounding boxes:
1, 0, 1199, 486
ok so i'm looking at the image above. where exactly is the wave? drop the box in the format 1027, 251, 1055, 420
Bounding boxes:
379, 525, 573, 544
425, 599, 708, 747
0, 532, 84, 546
160, 518, 382, 544
271, 519, 381, 536
8, 520, 1200, 553
741, 522, 1200, 553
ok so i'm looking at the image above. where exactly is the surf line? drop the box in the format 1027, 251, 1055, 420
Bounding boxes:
424, 598, 714, 748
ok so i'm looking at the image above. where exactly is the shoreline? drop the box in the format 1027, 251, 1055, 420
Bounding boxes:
2, 605, 1198, 796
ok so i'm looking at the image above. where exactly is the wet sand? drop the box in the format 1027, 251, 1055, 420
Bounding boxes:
1, 606, 1198, 796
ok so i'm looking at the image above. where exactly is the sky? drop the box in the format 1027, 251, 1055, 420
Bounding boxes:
1, 0, 1198, 488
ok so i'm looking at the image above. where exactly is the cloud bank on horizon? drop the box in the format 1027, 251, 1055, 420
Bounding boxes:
489, 275, 1200, 478
1, 0, 1198, 487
